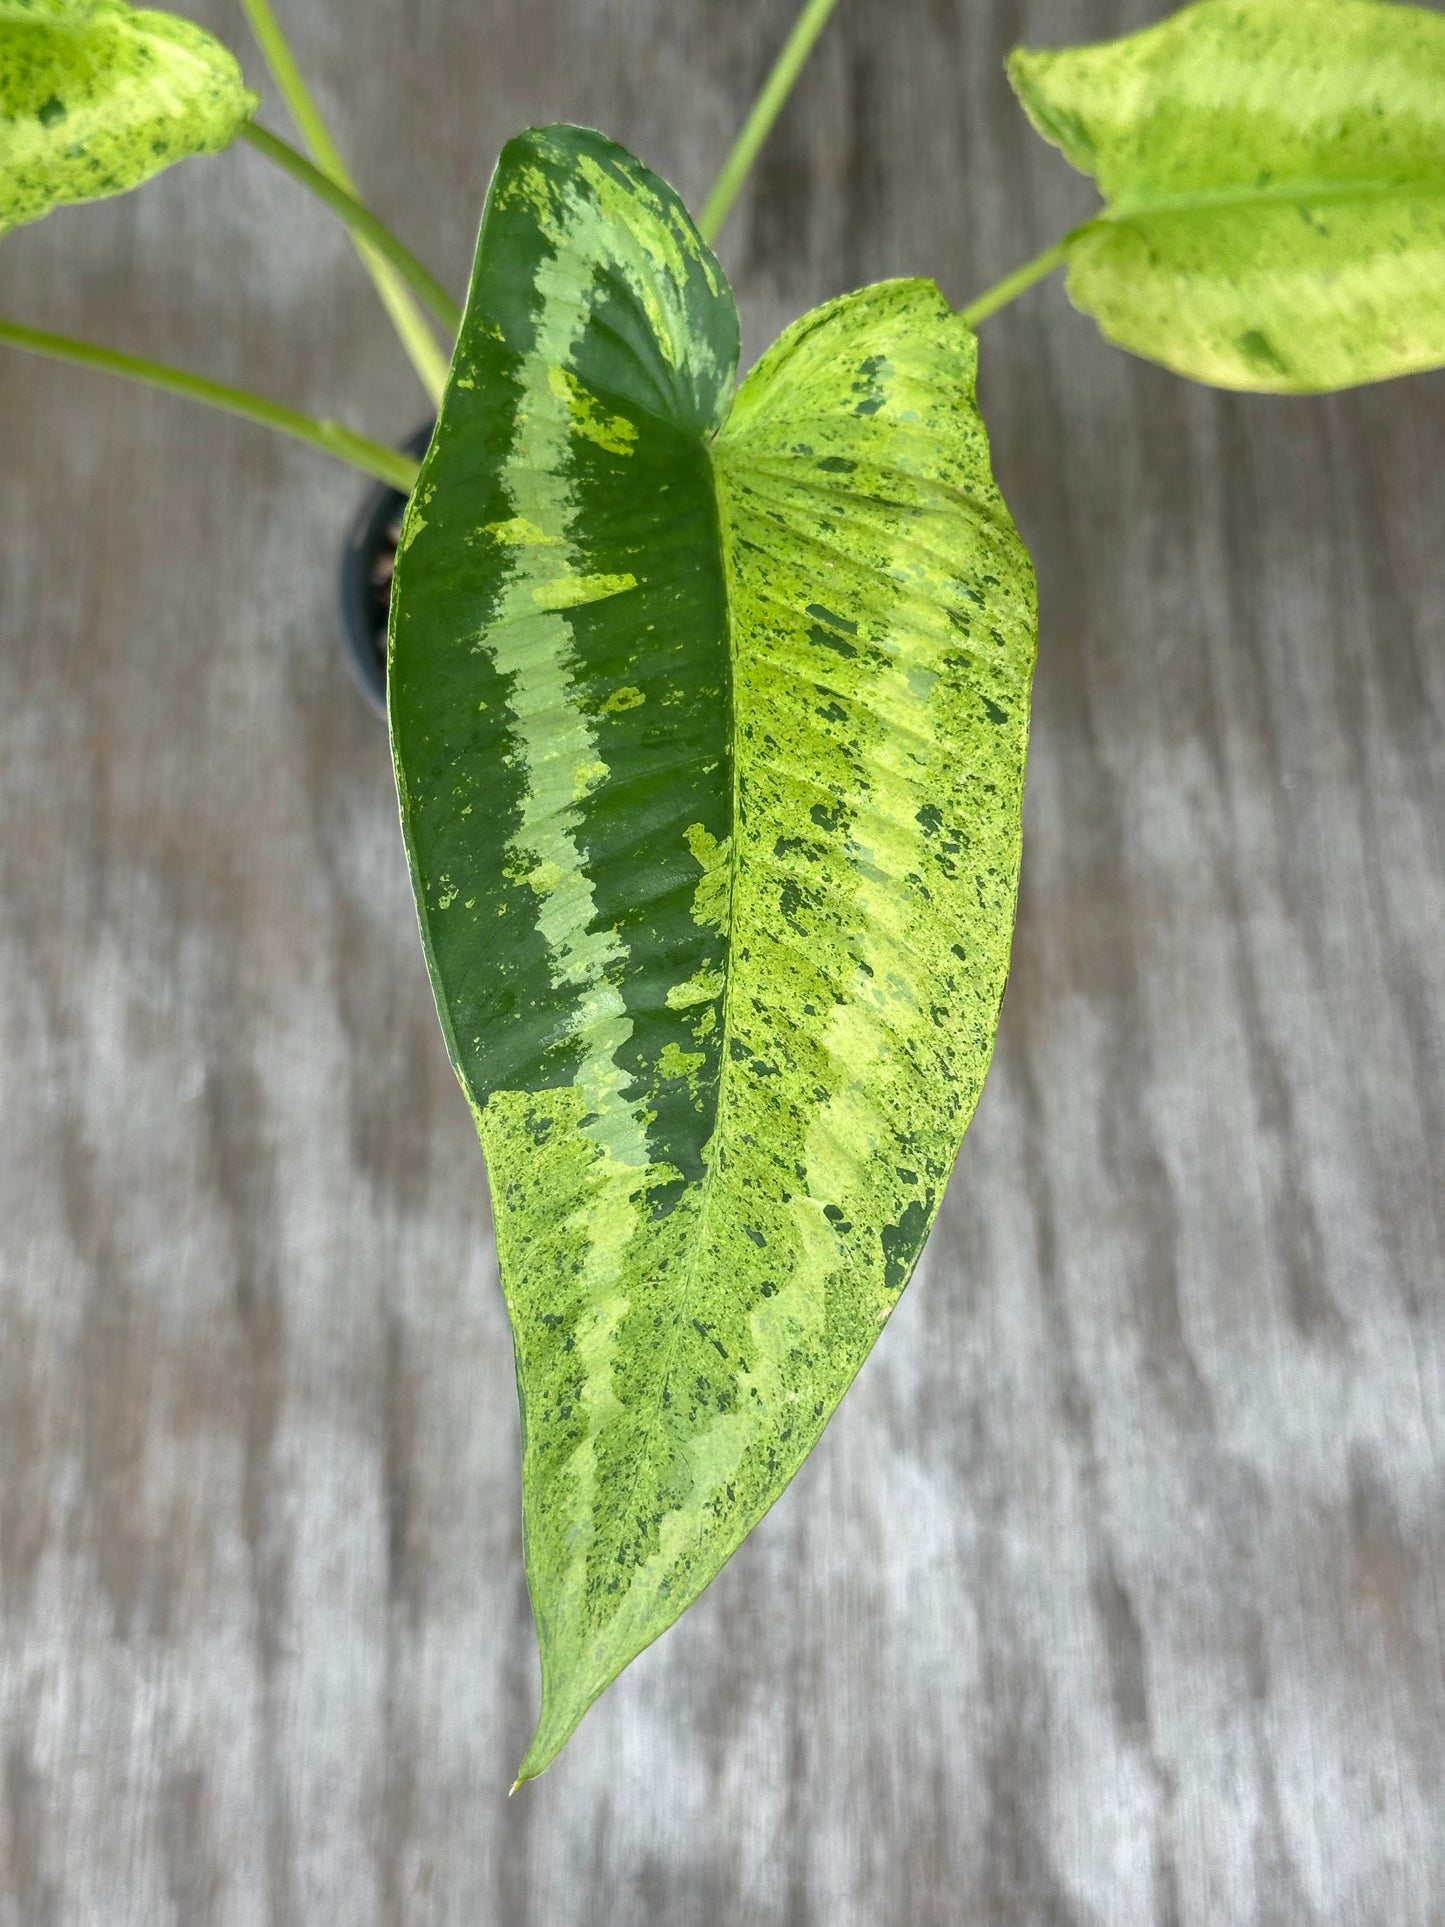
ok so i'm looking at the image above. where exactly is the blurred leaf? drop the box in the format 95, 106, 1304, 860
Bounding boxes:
1011, 0, 1445, 390
0, 0, 255, 236
390, 126, 1037, 1779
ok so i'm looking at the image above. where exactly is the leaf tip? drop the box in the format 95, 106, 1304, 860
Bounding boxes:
1004, 43, 1044, 98
1004, 45, 1098, 178
509, 1656, 604, 1787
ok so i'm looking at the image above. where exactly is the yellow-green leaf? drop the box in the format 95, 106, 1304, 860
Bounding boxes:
0, 0, 255, 236
389, 126, 1037, 1781
1010, 0, 1445, 391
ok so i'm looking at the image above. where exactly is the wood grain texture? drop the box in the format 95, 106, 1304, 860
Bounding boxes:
1, 1, 1441, 1920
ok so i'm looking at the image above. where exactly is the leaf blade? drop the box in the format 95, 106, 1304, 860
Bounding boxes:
0, 0, 255, 236
390, 127, 1037, 1780
1010, 0, 1445, 390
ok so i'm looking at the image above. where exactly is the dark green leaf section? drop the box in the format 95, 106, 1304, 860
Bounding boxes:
1010, 0, 1445, 391
390, 127, 1037, 1783
390, 126, 736, 1180
0, 0, 254, 236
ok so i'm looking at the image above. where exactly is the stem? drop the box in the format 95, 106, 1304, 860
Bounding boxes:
958, 239, 1070, 329
0, 318, 421, 492
698, 0, 842, 245
241, 124, 462, 336
236, 0, 451, 405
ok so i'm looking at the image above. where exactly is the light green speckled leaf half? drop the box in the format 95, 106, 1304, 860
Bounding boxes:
0, 0, 255, 236
1010, 0, 1445, 391
389, 125, 1036, 1781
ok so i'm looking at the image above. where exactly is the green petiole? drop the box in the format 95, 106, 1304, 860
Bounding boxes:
695, 0, 1069, 333
236, 0, 452, 405
241, 123, 462, 337
698, 0, 842, 245
0, 318, 421, 492
959, 238, 1071, 329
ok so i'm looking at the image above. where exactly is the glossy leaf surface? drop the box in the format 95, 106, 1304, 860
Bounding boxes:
1010, 0, 1445, 391
390, 126, 1036, 1780
0, 0, 254, 236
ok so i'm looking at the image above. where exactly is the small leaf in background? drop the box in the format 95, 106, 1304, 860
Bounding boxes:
390, 125, 1036, 1780
0, 0, 255, 237
1010, 0, 1445, 391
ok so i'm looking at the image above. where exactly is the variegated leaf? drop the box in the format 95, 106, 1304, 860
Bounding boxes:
1010, 0, 1445, 392
389, 125, 1037, 1781
0, 0, 255, 237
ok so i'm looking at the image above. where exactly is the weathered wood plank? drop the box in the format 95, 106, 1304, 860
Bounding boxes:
1, 1, 1441, 1921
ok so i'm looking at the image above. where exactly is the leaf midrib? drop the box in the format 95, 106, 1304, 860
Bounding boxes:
1094, 174, 1445, 229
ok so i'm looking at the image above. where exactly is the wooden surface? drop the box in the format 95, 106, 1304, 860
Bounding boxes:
2, 1, 1442, 1920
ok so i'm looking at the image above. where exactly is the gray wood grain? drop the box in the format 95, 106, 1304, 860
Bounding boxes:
2, 1, 1442, 1921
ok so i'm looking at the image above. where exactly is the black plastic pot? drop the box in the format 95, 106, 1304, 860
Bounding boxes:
337, 421, 434, 716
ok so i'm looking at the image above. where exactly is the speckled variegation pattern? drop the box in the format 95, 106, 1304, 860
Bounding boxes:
0, 0, 254, 236
389, 125, 1036, 1780
1010, 0, 1445, 391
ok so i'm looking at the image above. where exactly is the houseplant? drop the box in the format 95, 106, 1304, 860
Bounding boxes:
2, 0, 1441, 1784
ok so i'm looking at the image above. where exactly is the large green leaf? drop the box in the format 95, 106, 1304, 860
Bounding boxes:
0, 0, 254, 236
389, 125, 1036, 1781
1010, 0, 1445, 391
